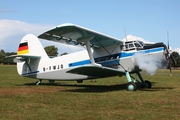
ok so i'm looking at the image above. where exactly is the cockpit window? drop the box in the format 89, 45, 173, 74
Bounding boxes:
123, 40, 144, 51
134, 42, 141, 48
138, 41, 144, 46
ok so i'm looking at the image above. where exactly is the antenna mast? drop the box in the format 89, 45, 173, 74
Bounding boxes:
124, 28, 128, 42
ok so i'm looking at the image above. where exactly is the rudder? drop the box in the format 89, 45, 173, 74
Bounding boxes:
17, 34, 48, 58
16, 34, 48, 77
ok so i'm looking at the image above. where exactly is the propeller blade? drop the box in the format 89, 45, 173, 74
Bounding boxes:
166, 31, 173, 76
167, 31, 170, 49
167, 56, 172, 76
167, 39, 170, 50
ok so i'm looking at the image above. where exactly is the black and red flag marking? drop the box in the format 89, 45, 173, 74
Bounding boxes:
17, 42, 29, 55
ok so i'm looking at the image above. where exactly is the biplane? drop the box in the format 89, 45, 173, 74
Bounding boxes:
6, 23, 174, 91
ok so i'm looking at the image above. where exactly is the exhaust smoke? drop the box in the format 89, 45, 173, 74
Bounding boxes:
132, 52, 168, 75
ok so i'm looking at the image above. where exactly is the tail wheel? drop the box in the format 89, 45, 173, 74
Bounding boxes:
36, 79, 42, 86
126, 82, 137, 91
144, 80, 152, 88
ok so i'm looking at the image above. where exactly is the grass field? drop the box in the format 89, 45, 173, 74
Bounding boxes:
0, 65, 180, 120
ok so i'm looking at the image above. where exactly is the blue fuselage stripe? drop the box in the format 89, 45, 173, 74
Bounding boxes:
69, 60, 91, 67
68, 47, 164, 67
21, 71, 39, 76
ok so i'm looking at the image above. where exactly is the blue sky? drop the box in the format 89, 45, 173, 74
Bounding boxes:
0, 0, 180, 54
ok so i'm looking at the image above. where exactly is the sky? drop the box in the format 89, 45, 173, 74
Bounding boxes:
0, 0, 180, 54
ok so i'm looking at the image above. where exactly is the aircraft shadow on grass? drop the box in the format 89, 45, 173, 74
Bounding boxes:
62, 84, 127, 93
23, 82, 174, 93
24, 82, 127, 93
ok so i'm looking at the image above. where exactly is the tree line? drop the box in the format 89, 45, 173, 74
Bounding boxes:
171, 52, 180, 68
0, 46, 59, 64
0, 46, 180, 68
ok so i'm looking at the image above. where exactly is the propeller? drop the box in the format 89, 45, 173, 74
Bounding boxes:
165, 31, 177, 76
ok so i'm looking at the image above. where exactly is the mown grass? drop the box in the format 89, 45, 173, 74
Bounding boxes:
0, 65, 180, 120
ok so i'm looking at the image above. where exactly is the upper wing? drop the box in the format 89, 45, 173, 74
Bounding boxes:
67, 64, 125, 78
38, 23, 123, 49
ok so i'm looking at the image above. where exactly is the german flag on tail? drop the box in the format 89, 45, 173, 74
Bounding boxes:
17, 42, 29, 55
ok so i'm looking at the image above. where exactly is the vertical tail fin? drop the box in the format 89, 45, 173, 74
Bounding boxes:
16, 34, 48, 76
17, 34, 48, 58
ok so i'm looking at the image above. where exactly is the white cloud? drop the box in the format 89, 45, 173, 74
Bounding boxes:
0, 19, 53, 52
0, 19, 52, 40
121, 35, 149, 42
0, 19, 84, 54
121, 35, 155, 46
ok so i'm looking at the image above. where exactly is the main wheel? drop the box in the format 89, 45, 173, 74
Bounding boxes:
49, 80, 55, 84
144, 80, 152, 88
126, 82, 137, 91
77, 80, 83, 83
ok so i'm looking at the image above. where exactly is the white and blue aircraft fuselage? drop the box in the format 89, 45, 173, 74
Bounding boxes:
8, 23, 171, 91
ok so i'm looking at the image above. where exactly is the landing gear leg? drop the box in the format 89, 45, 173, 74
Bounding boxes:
137, 72, 152, 88
36, 79, 42, 86
125, 72, 137, 91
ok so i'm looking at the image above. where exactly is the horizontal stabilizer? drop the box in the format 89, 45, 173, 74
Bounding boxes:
3, 55, 41, 63
67, 65, 125, 78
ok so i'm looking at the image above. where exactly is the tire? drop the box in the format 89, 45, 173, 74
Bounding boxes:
126, 82, 137, 91
49, 80, 55, 84
144, 80, 152, 88
77, 80, 83, 83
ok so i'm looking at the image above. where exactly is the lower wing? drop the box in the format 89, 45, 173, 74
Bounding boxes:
67, 65, 125, 78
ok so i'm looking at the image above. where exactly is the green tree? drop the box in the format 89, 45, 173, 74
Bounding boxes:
171, 51, 180, 68
44, 45, 58, 57
0, 49, 5, 63
5, 52, 17, 56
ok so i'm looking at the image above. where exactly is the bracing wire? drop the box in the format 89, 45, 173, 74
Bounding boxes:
94, 37, 127, 72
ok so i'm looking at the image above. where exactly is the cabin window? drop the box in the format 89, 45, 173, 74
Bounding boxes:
49, 66, 51, 70
129, 43, 134, 48
61, 64, 63, 69
43, 67, 45, 72
106, 57, 110, 60
57, 65, 60, 69
125, 44, 128, 49
53, 66, 56, 70
96, 58, 100, 62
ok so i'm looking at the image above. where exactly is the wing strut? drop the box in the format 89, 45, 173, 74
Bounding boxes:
85, 41, 95, 65
77, 36, 99, 65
